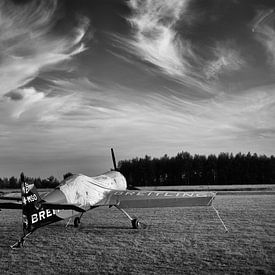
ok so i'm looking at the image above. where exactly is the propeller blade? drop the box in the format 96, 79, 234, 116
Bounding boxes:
111, 148, 117, 171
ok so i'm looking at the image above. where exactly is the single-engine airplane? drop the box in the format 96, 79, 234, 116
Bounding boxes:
0, 149, 218, 249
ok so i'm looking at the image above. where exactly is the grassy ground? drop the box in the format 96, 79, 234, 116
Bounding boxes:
0, 194, 274, 274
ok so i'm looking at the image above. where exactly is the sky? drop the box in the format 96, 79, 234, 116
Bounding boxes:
0, 0, 275, 178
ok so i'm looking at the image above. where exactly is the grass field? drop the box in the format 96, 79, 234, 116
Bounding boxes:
0, 194, 274, 274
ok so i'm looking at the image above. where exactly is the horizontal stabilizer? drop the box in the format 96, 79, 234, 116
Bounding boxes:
0, 196, 21, 201
0, 201, 22, 209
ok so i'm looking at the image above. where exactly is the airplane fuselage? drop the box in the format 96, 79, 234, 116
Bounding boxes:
40, 171, 127, 221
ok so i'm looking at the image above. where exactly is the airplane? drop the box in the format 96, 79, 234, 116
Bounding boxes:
0, 149, 221, 249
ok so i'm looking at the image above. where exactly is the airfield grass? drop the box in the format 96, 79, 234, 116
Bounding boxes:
0, 194, 274, 274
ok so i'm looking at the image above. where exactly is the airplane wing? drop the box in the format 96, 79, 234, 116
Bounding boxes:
0, 193, 21, 201
0, 197, 86, 212
0, 196, 21, 201
98, 190, 216, 208
0, 193, 22, 209
0, 191, 50, 199
0, 198, 22, 209
1, 189, 215, 210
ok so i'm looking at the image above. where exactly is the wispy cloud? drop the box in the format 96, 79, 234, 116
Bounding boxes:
1, 76, 274, 176
114, 85, 275, 156
0, 1, 274, 178
115, 0, 245, 94
0, 0, 90, 97
117, 0, 214, 92
128, 0, 189, 76
252, 9, 275, 67
32, 78, 275, 155
204, 42, 245, 80
2, 86, 82, 122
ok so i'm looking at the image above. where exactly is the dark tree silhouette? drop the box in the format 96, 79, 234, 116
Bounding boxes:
1, 152, 275, 189
119, 152, 275, 187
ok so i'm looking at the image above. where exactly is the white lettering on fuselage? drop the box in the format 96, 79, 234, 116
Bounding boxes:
125, 192, 136, 195
26, 194, 37, 203
31, 209, 56, 224
25, 184, 30, 193
113, 191, 208, 197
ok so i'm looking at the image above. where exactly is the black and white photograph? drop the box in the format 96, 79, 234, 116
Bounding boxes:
0, 0, 274, 274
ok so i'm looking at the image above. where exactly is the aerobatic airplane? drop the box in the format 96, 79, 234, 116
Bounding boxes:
0, 149, 216, 249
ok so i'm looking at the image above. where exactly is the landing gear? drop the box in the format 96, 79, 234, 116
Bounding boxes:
115, 206, 147, 229
73, 212, 84, 228
131, 218, 146, 229
10, 237, 25, 249
10, 232, 32, 249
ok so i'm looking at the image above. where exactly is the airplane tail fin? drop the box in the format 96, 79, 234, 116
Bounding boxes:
11, 173, 60, 248
20, 174, 59, 237
20, 173, 42, 236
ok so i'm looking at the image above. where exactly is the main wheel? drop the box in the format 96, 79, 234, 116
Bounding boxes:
131, 218, 146, 229
74, 217, 81, 228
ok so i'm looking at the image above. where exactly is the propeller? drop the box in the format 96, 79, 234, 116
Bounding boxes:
111, 148, 117, 171
110, 148, 138, 190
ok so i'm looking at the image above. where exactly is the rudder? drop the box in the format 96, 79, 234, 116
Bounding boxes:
11, 173, 60, 248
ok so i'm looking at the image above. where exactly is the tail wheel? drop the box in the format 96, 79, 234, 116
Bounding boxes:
131, 218, 146, 229
74, 217, 81, 228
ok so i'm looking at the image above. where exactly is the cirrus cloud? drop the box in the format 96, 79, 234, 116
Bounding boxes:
204, 42, 245, 80
114, 0, 246, 94
0, 0, 90, 97
128, 0, 190, 77
252, 9, 275, 67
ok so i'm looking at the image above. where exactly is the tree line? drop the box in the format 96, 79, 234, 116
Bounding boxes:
1, 152, 274, 188
0, 175, 60, 189
118, 152, 275, 187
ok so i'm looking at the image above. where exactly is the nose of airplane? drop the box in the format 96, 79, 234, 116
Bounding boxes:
43, 189, 67, 204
